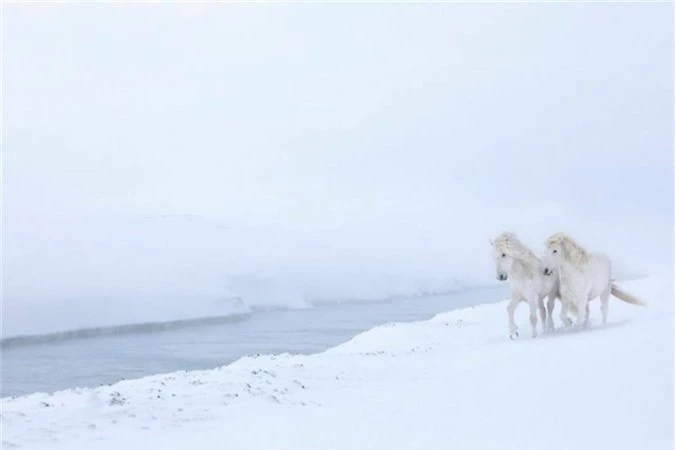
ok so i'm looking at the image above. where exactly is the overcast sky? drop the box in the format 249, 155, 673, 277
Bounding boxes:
3, 4, 673, 302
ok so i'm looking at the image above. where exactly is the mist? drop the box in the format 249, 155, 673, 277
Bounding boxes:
3, 4, 672, 337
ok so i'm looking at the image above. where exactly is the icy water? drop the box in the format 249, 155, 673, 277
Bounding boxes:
1, 286, 505, 397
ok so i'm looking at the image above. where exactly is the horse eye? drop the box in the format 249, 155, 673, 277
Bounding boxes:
501, 253, 506, 258
553, 249, 558, 254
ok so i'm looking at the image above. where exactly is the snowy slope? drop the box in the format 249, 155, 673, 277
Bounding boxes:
2, 276, 672, 450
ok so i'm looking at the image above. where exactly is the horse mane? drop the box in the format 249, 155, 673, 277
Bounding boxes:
493, 232, 540, 277
546, 232, 591, 265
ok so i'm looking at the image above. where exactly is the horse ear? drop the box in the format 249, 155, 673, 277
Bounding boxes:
489, 238, 494, 247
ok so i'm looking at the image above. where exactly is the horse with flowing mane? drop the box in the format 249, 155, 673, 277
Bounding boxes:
490, 232, 562, 339
543, 232, 644, 330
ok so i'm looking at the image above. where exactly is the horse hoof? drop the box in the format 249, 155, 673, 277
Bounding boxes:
509, 332, 519, 340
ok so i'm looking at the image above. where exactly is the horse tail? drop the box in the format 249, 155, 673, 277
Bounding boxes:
610, 284, 646, 306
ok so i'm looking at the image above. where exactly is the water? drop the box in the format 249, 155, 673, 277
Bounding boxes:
1, 286, 504, 397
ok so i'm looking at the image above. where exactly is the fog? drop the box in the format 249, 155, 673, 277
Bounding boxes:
3, 4, 672, 336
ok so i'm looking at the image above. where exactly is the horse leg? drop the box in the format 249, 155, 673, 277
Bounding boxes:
560, 298, 573, 328
600, 286, 610, 325
528, 297, 538, 338
546, 295, 556, 332
576, 297, 588, 331
537, 297, 547, 333
507, 298, 519, 339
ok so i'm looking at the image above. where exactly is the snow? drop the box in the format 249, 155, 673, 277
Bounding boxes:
3, 276, 672, 450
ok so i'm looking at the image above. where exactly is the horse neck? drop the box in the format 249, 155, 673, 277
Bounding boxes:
558, 257, 582, 276
510, 257, 534, 280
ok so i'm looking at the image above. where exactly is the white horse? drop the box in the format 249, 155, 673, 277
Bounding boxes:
490, 232, 562, 339
542, 232, 645, 330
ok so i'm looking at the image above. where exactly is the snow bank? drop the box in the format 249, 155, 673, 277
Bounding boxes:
4, 206, 670, 339
1, 213, 471, 340
3, 276, 672, 450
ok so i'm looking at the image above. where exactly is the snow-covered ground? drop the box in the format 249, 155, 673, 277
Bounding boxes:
3, 276, 671, 450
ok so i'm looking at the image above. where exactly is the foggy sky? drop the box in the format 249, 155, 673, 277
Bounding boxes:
3, 3, 673, 304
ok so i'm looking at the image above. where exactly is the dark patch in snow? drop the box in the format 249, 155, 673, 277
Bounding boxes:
108, 392, 127, 406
